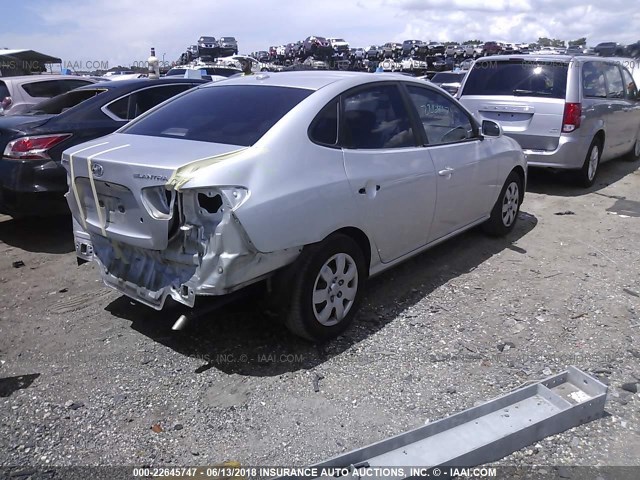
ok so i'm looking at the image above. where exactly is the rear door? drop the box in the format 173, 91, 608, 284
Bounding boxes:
340, 82, 438, 263
459, 59, 568, 152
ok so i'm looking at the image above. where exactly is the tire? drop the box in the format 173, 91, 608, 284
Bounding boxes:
625, 135, 640, 161
482, 171, 523, 236
283, 234, 366, 342
577, 138, 602, 187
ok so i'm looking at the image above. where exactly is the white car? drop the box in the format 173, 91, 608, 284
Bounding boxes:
445, 44, 464, 56
64, 72, 526, 342
400, 58, 428, 71
463, 44, 483, 57
0, 75, 95, 115
327, 38, 350, 53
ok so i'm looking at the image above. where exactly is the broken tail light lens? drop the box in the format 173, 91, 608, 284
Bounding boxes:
3, 134, 72, 160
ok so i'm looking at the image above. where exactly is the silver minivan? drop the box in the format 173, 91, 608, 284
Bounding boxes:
458, 55, 640, 186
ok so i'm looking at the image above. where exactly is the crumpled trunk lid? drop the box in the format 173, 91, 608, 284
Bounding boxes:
62, 133, 245, 250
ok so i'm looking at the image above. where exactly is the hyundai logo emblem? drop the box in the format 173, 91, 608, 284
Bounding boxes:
91, 162, 104, 178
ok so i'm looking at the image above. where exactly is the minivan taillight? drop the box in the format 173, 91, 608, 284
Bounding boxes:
0, 96, 12, 111
562, 102, 582, 133
3, 134, 72, 160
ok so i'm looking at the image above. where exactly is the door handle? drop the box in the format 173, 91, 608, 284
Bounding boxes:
358, 185, 381, 194
438, 167, 455, 177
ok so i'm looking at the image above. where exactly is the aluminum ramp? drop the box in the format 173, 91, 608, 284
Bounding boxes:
280, 366, 607, 479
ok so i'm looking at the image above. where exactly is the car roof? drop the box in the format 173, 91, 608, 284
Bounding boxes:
478, 54, 630, 63
201, 70, 427, 91
0, 74, 95, 84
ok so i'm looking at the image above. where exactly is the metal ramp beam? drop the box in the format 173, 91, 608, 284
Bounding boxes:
279, 366, 607, 479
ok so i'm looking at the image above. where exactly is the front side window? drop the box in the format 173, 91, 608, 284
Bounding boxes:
621, 67, 638, 100
406, 85, 475, 145
122, 85, 312, 146
341, 84, 415, 149
604, 64, 624, 98
582, 61, 607, 98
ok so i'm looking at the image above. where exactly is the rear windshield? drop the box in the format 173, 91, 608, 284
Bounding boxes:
26, 88, 107, 115
122, 85, 313, 147
462, 60, 568, 98
431, 73, 466, 83
0, 81, 9, 99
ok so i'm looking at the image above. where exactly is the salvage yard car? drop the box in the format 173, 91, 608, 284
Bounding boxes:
0, 75, 95, 116
458, 55, 640, 186
0, 77, 206, 217
64, 71, 526, 342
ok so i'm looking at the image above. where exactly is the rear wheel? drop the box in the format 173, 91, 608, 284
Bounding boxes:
577, 138, 602, 187
482, 171, 523, 236
283, 234, 366, 342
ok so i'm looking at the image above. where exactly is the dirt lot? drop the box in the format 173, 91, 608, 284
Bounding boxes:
1, 158, 639, 473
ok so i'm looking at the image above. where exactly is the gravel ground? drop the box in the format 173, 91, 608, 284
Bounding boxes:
1, 158, 639, 474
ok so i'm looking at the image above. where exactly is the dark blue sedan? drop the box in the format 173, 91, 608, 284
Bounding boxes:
0, 77, 207, 216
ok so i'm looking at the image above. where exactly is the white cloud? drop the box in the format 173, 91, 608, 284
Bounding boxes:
0, 0, 638, 70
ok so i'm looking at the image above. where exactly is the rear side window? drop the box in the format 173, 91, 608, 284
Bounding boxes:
462, 60, 568, 98
0, 81, 9, 99
604, 64, 624, 98
341, 84, 415, 149
122, 85, 313, 146
582, 61, 607, 98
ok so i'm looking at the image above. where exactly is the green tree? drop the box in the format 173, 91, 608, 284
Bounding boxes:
569, 37, 587, 47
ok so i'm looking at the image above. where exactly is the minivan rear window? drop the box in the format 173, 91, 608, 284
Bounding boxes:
122, 85, 313, 146
462, 60, 568, 98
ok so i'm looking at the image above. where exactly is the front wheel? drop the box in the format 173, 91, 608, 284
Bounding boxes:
577, 138, 601, 187
482, 171, 523, 236
283, 234, 366, 342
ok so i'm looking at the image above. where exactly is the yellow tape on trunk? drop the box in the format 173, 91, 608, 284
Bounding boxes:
166, 148, 248, 191
67, 142, 109, 230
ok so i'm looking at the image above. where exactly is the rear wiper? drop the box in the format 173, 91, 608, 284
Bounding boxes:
512, 89, 552, 96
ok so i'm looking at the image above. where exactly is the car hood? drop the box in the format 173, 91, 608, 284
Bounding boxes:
0, 114, 55, 131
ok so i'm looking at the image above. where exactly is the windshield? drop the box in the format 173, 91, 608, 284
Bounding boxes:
122, 85, 313, 147
462, 60, 568, 98
166, 68, 186, 76
26, 88, 108, 115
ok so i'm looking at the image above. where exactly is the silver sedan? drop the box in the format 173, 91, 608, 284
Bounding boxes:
63, 71, 527, 342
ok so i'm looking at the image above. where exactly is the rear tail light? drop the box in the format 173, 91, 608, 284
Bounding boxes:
3, 134, 72, 160
562, 103, 582, 133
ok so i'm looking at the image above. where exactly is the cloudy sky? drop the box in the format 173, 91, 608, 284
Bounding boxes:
2, 0, 639, 69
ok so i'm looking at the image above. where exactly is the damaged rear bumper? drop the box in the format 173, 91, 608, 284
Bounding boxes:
71, 187, 301, 310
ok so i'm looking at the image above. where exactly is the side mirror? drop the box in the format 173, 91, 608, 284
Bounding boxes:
481, 119, 502, 137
